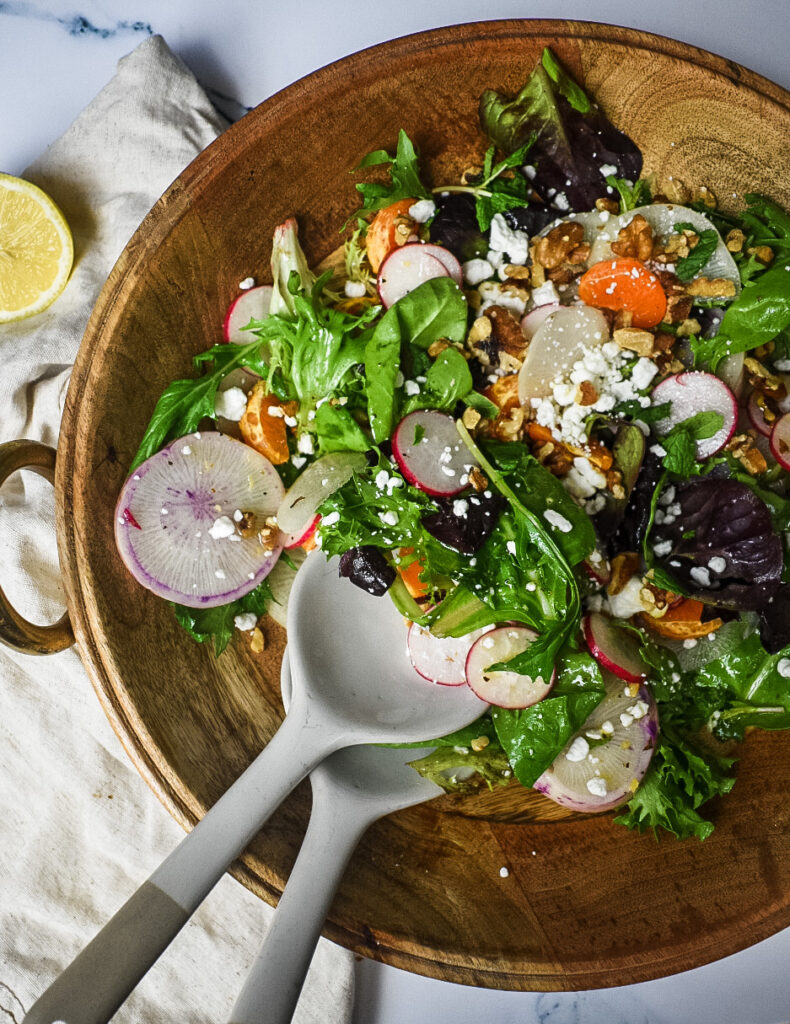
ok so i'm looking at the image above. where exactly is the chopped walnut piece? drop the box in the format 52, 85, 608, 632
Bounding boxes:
612, 309, 634, 331
471, 735, 490, 752
725, 228, 746, 253
611, 214, 653, 261
744, 357, 787, 400
577, 380, 599, 406
608, 552, 641, 596
653, 332, 675, 353
485, 305, 528, 362
595, 197, 620, 214
466, 315, 495, 366
468, 466, 489, 491
691, 185, 717, 208
547, 264, 577, 286
534, 221, 585, 270
486, 405, 524, 442
258, 517, 279, 553
428, 337, 452, 357
660, 177, 691, 205
747, 245, 775, 266
567, 243, 591, 265
664, 293, 694, 323
606, 468, 625, 501
250, 627, 265, 654
684, 277, 736, 298
676, 318, 701, 337
482, 372, 520, 414
504, 263, 531, 280
726, 432, 769, 475
461, 407, 482, 431
613, 327, 655, 357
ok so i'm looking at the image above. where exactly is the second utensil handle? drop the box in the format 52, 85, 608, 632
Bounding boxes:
228, 786, 375, 1024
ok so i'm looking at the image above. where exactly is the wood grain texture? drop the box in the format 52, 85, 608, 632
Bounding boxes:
55, 21, 790, 989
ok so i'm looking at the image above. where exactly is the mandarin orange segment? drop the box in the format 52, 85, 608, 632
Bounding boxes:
239, 381, 290, 464
578, 257, 667, 329
365, 198, 417, 273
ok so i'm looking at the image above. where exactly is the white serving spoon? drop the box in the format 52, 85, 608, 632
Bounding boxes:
227, 654, 443, 1024
24, 551, 487, 1024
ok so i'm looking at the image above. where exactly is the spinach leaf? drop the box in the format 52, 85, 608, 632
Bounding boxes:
353, 129, 431, 219
314, 402, 370, 453
673, 223, 719, 282
402, 347, 473, 415
172, 577, 273, 656
492, 648, 605, 787
364, 278, 468, 441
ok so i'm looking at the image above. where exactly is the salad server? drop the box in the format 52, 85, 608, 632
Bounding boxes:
227, 654, 443, 1024
23, 551, 486, 1024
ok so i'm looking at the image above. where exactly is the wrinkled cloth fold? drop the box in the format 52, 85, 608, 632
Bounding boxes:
0, 35, 354, 1024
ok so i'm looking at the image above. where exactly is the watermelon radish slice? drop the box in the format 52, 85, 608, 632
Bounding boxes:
392, 410, 476, 497
408, 622, 493, 686
115, 432, 284, 608
533, 671, 658, 813
770, 412, 790, 470
377, 243, 449, 308
418, 243, 463, 285
223, 284, 273, 343
584, 612, 647, 683
651, 372, 737, 458
276, 451, 367, 535
465, 626, 556, 708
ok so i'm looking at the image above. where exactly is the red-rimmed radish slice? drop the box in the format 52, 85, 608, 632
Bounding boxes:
418, 243, 463, 285
276, 451, 367, 535
520, 302, 560, 341
517, 304, 609, 404
770, 412, 790, 470
584, 611, 647, 683
392, 410, 476, 497
533, 672, 658, 813
223, 284, 273, 343
408, 622, 493, 686
465, 626, 555, 708
377, 243, 449, 308
115, 432, 284, 609
651, 372, 737, 457
281, 513, 320, 550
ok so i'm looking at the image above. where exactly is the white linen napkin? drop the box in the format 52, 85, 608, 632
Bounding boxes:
0, 35, 354, 1024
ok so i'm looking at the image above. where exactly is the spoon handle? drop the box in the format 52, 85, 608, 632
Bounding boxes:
23, 708, 337, 1024
227, 781, 377, 1024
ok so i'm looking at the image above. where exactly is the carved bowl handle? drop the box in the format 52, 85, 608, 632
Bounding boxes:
0, 439, 75, 654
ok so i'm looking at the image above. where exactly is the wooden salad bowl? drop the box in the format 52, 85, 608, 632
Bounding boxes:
30, 20, 790, 989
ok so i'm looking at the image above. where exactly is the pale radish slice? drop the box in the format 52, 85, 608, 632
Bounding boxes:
392, 410, 476, 497
520, 302, 560, 341
408, 622, 493, 685
584, 612, 647, 683
533, 671, 658, 813
223, 284, 273, 343
651, 372, 737, 457
465, 626, 555, 708
418, 243, 463, 285
517, 304, 609, 404
115, 432, 284, 608
717, 351, 745, 396
770, 412, 790, 470
276, 451, 367, 535
377, 243, 449, 308
587, 204, 741, 298
281, 513, 320, 550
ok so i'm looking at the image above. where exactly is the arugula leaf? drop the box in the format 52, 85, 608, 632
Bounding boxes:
605, 175, 652, 213
172, 577, 274, 656
673, 223, 719, 282
353, 129, 431, 219
364, 277, 468, 442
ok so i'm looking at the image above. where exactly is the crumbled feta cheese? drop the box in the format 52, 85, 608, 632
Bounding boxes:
478, 280, 528, 316
683, 638, 698, 649
563, 456, 608, 500
607, 576, 648, 619
505, 539, 516, 556
653, 540, 673, 558
599, 164, 618, 178
344, 279, 367, 298
238, 276, 256, 290
321, 511, 340, 527
708, 556, 727, 574
778, 658, 790, 678
208, 515, 236, 540
297, 433, 315, 455
234, 612, 258, 631
462, 258, 494, 286
409, 198, 436, 222
650, 444, 667, 457
214, 386, 248, 422
586, 777, 608, 797
499, 866, 510, 878
488, 213, 529, 264
379, 510, 399, 527
543, 509, 573, 533
404, 380, 421, 396
291, 455, 307, 469
565, 736, 590, 762
774, 359, 790, 372
631, 357, 659, 391
454, 499, 470, 518
530, 280, 560, 306
690, 566, 711, 588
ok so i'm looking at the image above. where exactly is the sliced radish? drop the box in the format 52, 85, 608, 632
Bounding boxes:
517, 304, 609, 404
770, 412, 790, 470
115, 432, 284, 608
717, 351, 745, 397
582, 550, 612, 588
392, 410, 477, 497
377, 243, 449, 308
417, 243, 463, 285
465, 626, 555, 708
747, 375, 790, 437
276, 451, 367, 535
223, 284, 273, 343
584, 611, 647, 683
533, 672, 658, 813
281, 513, 320, 550
408, 622, 493, 686
651, 372, 737, 458
520, 302, 560, 341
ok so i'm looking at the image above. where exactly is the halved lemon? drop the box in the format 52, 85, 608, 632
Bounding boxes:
0, 173, 74, 323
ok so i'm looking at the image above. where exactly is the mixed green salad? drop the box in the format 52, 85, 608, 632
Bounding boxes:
115, 49, 790, 840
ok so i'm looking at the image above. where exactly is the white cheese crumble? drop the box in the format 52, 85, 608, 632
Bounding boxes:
409, 198, 436, 222
404, 380, 421, 396
778, 658, 790, 678
344, 279, 367, 298
708, 556, 727, 574
379, 510, 399, 527
462, 258, 495, 286
565, 736, 590, 762
586, 777, 608, 797
208, 516, 236, 540
690, 566, 711, 588
530, 280, 560, 306
543, 509, 573, 533
234, 612, 258, 631
488, 213, 529, 264
321, 511, 340, 527
214, 386, 248, 422
238, 276, 256, 290
499, 866, 510, 878
297, 433, 315, 455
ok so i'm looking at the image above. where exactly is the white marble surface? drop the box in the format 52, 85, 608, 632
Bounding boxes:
3, 1, 790, 1021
